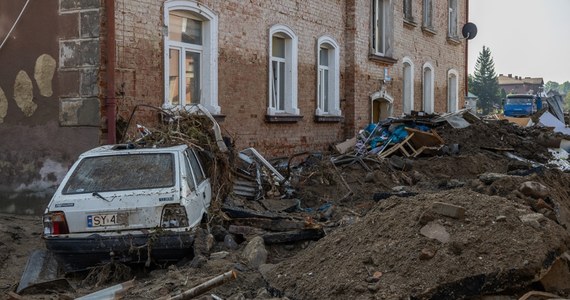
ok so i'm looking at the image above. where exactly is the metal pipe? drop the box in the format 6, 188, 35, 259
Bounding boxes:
105, 0, 116, 144
465, 0, 470, 96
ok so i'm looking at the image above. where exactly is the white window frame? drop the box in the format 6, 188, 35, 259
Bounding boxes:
402, 57, 414, 115
422, 62, 435, 113
268, 24, 299, 115
447, 69, 459, 112
448, 0, 458, 37
372, 0, 391, 56
163, 0, 220, 114
316, 36, 341, 116
423, 0, 433, 28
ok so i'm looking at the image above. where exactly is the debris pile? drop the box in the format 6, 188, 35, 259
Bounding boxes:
7, 105, 570, 299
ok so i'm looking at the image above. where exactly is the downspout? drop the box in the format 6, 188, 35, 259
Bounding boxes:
105, 0, 116, 144
464, 0, 469, 96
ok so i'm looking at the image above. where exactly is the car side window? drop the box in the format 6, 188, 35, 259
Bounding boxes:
183, 155, 196, 191
186, 149, 205, 185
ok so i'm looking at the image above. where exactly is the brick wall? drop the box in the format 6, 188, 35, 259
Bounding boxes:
109, 0, 466, 157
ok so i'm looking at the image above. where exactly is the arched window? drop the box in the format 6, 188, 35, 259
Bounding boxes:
268, 24, 299, 115
402, 57, 414, 115
447, 69, 459, 112
422, 62, 435, 113
163, 1, 220, 114
316, 36, 340, 116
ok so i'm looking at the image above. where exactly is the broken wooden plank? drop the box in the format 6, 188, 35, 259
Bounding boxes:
221, 206, 287, 219
162, 270, 237, 300
262, 229, 325, 244
228, 225, 266, 236
230, 218, 315, 232
480, 146, 515, 152
259, 198, 299, 213
405, 127, 444, 148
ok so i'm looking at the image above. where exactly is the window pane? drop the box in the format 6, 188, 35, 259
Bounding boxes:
272, 37, 285, 58
323, 69, 329, 113
186, 51, 201, 104
169, 13, 202, 45
319, 48, 329, 66
278, 61, 285, 111
63, 154, 174, 194
271, 60, 278, 108
169, 48, 180, 105
184, 155, 196, 191
186, 149, 205, 184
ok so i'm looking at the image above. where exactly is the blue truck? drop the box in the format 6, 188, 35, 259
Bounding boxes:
503, 94, 543, 117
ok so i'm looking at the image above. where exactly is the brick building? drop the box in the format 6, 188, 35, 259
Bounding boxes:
498, 74, 544, 95
0, 0, 468, 212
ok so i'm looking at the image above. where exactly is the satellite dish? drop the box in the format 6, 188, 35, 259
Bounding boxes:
462, 22, 477, 40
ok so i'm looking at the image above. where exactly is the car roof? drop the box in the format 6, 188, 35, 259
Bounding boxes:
79, 144, 188, 158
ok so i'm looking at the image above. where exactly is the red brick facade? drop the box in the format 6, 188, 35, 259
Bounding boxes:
107, 0, 467, 157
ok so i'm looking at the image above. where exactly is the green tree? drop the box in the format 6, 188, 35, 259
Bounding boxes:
565, 92, 570, 111
559, 81, 570, 95
545, 81, 560, 93
470, 46, 500, 115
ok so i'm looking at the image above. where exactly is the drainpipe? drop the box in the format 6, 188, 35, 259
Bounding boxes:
105, 0, 116, 144
464, 0, 469, 96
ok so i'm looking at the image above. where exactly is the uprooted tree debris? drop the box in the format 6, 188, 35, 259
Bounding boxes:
6, 105, 570, 299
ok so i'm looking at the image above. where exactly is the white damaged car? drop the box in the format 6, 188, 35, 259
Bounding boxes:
42, 144, 211, 270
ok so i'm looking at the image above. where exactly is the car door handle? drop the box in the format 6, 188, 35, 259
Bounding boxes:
202, 192, 206, 198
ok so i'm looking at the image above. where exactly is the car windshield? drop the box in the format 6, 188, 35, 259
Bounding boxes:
506, 97, 533, 105
63, 153, 175, 194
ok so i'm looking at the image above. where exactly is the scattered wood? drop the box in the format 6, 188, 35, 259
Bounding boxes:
75, 279, 135, 300
480, 146, 515, 152
221, 206, 287, 219
161, 270, 237, 300
230, 217, 319, 232
262, 229, 325, 244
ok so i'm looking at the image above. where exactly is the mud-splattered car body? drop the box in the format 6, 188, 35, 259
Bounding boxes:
42, 144, 211, 271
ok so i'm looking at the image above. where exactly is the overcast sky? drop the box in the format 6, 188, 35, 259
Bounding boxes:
468, 0, 570, 84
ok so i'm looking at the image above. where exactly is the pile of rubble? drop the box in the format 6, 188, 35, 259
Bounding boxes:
9, 104, 570, 299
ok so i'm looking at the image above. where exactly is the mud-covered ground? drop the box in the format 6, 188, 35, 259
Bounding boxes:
3, 119, 570, 300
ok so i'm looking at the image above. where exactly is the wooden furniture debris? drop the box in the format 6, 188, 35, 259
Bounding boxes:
379, 127, 445, 158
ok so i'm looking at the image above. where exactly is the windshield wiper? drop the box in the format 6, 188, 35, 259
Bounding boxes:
92, 192, 111, 202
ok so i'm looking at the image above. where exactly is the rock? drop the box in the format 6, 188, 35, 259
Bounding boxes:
210, 251, 230, 260
519, 213, 546, 229
392, 186, 407, 192
479, 173, 510, 184
535, 198, 554, 211
420, 222, 450, 243
354, 285, 367, 293
212, 225, 228, 241
367, 283, 380, 292
224, 234, 239, 250
518, 181, 549, 199
364, 172, 376, 183
432, 202, 465, 219
446, 179, 465, 189
259, 263, 276, 279
539, 257, 570, 292
448, 241, 463, 255
242, 236, 268, 269
495, 215, 507, 222
189, 254, 207, 268
419, 248, 436, 260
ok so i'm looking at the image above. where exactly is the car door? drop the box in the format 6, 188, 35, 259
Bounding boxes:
181, 152, 203, 227
185, 149, 211, 211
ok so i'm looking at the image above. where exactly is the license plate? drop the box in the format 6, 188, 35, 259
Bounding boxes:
87, 213, 127, 227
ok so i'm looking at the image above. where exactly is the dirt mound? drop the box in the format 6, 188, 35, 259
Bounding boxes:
264, 189, 570, 300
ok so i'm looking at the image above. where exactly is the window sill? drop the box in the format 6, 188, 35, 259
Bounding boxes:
314, 115, 343, 123
421, 26, 437, 36
446, 36, 462, 45
212, 114, 226, 122
403, 18, 417, 28
265, 114, 303, 123
368, 54, 398, 65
